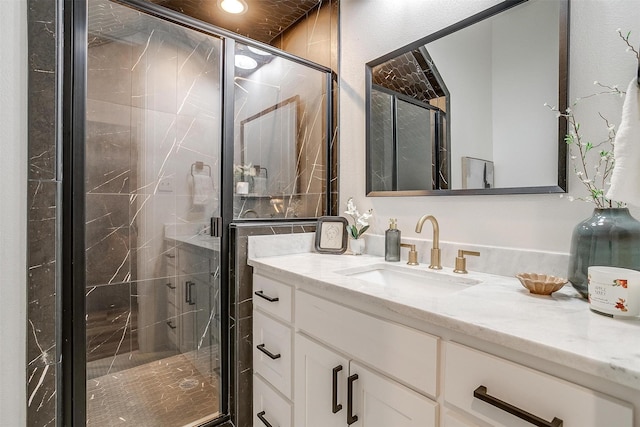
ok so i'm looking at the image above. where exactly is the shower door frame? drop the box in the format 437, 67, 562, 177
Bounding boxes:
61, 1, 335, 426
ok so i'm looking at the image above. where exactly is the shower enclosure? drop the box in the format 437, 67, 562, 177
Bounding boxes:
63, 0, 333, 425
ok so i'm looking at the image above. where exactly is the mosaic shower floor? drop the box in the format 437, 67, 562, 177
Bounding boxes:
87, 352, 219, 427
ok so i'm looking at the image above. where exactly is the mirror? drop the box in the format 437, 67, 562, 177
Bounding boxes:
239, 96, 299, 197
366, 0, 568, 196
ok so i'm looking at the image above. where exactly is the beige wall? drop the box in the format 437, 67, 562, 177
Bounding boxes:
340, 0, 640, 253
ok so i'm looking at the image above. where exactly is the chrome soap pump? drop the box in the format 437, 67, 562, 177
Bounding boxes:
385, 218, 401, 262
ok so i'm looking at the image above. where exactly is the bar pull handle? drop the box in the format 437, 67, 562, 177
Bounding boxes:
165, 282, 176, 290
332, 365, 343, 413
256, 343, 281, 360
164, 253, 176, 259
185, 281, 196, 305
166, 321, 176, 330
255, 290, 279, 302
473, 385, 563, 427
347, 373, 359, 425
256, 411, 275, 427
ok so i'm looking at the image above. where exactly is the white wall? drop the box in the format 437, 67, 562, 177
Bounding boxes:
491, 0, 559, 187
340, 0, 640, 253
428, 19, 494, 188
0, 0, 27, 424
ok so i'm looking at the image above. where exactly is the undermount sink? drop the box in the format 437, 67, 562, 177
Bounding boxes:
337, 263, 481, 298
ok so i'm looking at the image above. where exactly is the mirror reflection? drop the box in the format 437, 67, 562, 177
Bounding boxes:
233, 43, 329, 219
366, 0, 568, 195
240, 96, 299, 197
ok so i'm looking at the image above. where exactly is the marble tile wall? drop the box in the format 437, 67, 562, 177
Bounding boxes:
27, 0, 60, 425
229, 222, 317, 427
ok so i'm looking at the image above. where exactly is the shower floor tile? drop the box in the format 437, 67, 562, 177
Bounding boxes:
87, 352, 219, 427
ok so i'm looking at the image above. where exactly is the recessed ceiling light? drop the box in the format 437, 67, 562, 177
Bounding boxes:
219, 0, 247, 14
248, 46, 271, 56
235, 54, 257, 70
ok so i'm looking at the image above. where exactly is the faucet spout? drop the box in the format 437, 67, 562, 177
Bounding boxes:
415, 215, 442, 269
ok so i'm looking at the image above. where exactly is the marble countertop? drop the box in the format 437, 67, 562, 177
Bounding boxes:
248, 251, 640, 391
166, 234, 220, 252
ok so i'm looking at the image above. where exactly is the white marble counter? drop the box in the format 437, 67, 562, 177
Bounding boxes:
247, 234, 640, 391
166, 234, 220, 252
163, 222, 220, 252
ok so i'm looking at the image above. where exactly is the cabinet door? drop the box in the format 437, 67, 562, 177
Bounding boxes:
349, 362, 438, 427
294, 334, 349, 427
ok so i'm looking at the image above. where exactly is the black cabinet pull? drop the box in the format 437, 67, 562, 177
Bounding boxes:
256, 343, 281, 360
473, 385, 563, 427
165, 282, 176, 290
332, 365, 343, 413
185, 281, 196, 305
166, 321, 176, 330
164, 253, 175, 259
256, 411, 275, 427
255, 290, 279, 302
347, 373, 358, 425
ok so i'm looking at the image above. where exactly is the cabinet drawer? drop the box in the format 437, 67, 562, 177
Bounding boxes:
296, 291, 439, 398
254, 374, 292, 427
254, 274, 293, 323
444, 342, 633, 427
253, 310, 293, 399
164, 278, 177, 305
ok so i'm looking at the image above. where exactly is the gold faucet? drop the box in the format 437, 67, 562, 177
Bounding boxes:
415, 215, 442, 269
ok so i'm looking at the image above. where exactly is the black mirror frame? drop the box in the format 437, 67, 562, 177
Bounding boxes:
365, 0, 569, 197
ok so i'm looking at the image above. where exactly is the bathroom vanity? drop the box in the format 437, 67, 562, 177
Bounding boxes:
248, 234, 640, 427
164, 232, 221, 377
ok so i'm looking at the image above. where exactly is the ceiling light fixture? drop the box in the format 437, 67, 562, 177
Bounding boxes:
235, 54, 257, 70
219, 0, 247, 14
247, 46, 271, 56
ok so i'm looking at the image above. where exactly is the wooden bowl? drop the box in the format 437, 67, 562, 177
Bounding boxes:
515, 273, 568, 295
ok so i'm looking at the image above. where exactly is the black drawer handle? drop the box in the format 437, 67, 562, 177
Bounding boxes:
256, 344, 281, 360
255, 290, 279, 302
257, 411, 275, 427
332, 365, 343, 413
474, 385, 563, 427
165, 282, 176, 290
166, 321, 176, 330
347, 373, 358, 425
165, 253, 176, 259
185, 281, 196, 305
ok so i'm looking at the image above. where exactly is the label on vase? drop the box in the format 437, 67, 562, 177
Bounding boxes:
588, 266, 640, 317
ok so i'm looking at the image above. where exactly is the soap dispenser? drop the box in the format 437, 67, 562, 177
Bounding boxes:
385, 218, 401, 262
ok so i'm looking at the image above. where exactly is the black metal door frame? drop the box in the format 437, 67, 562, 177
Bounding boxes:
61, 1, 334, 425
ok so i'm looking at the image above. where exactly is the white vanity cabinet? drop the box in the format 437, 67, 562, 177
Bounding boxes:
252, 270, 635, 427
252, 272, 438, 427
443, 342, 633, 427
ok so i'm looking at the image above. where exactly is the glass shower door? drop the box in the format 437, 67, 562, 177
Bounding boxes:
85, 1, 223, 425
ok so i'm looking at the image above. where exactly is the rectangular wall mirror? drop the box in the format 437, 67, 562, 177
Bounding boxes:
366, 0, 569, 196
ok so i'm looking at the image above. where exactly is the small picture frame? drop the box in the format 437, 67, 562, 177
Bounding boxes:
314, 216, 348, 254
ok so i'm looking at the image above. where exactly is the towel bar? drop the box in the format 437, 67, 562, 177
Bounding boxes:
191, 161, 212, 177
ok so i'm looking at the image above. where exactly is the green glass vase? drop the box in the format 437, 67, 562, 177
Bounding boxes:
568, 208, 640, 298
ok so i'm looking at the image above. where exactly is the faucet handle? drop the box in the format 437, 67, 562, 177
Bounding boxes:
400, 243, 419, 266
454, 250, 480, 274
